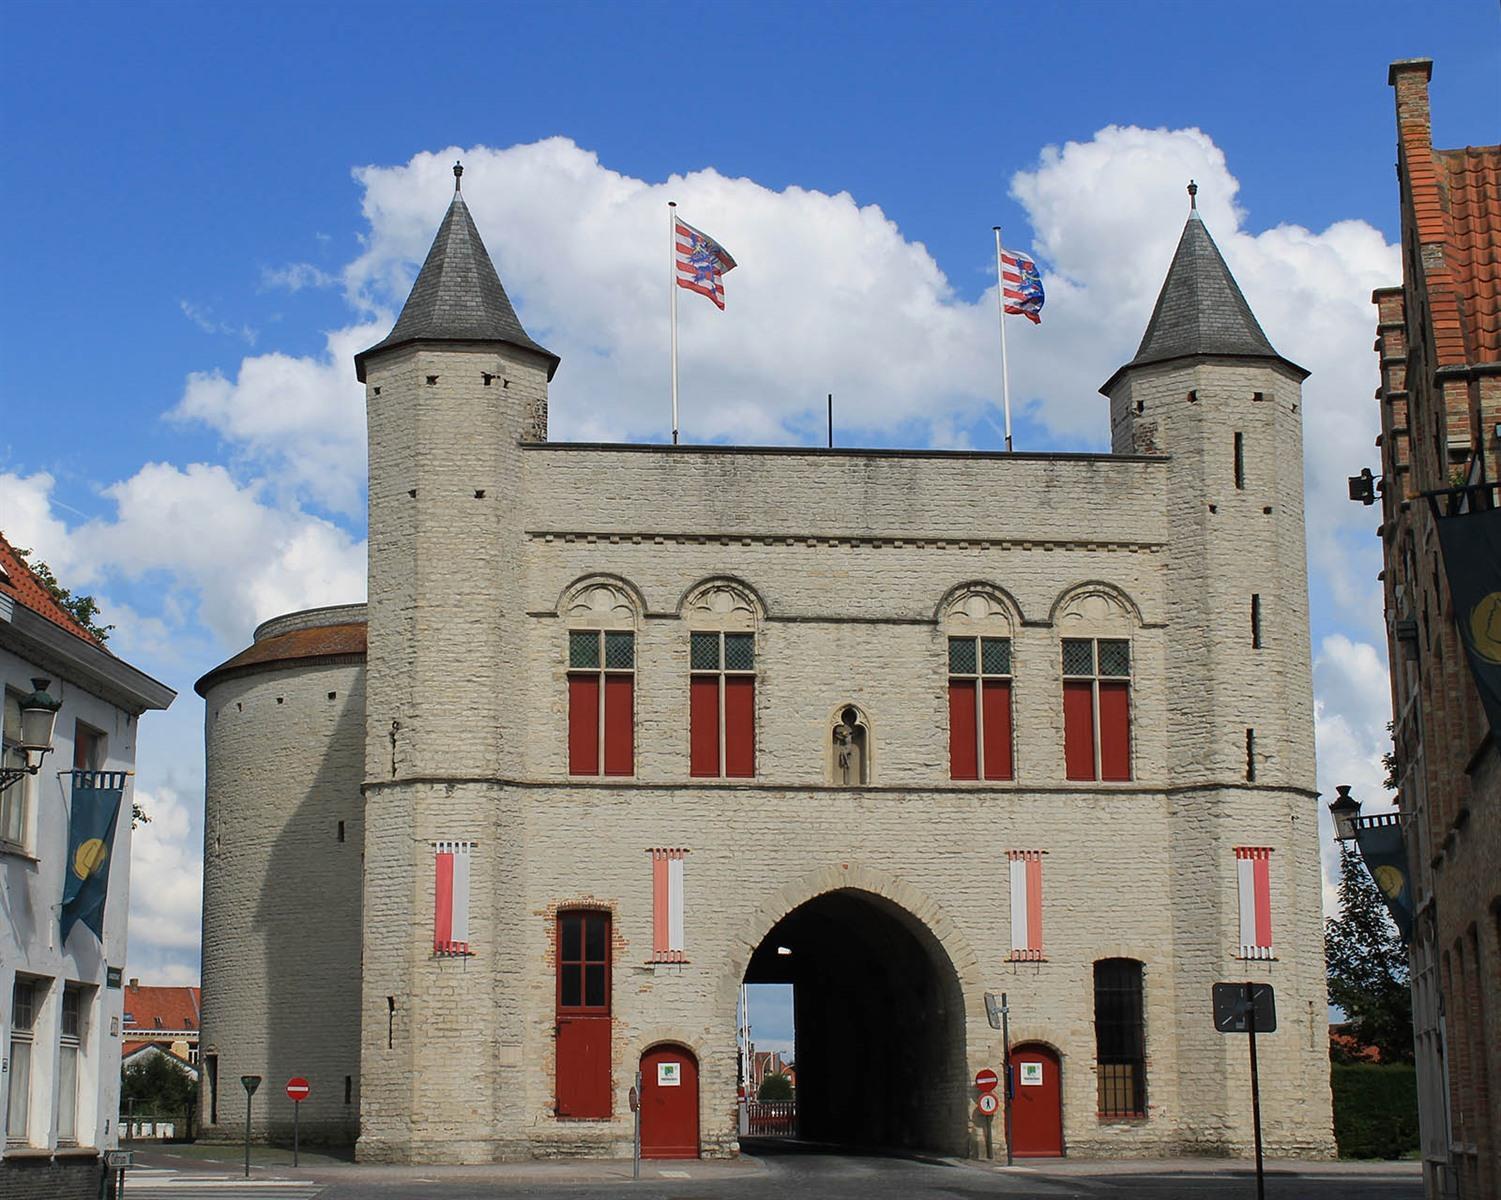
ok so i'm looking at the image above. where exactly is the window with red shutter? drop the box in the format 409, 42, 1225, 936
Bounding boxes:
1062, 639, 1132, 782
947, 637, 1013, 781
555, 910, 611, 1118
567, 632, 634, 776
688, 631, 755, 778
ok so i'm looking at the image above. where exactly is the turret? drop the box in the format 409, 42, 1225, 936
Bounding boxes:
1102, 183, 1313, 789
354, 163, 557, 1161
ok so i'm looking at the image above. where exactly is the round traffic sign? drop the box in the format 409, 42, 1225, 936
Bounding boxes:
977, 1091, 1000, 1116
286, 1077, 311, 1102
974, 1068, 999, 1093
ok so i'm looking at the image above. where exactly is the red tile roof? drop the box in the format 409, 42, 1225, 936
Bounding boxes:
121, 984, 201, 1033
194, 622, 367, 696
1436, 145, 1501, 363
0, 531, 103, 646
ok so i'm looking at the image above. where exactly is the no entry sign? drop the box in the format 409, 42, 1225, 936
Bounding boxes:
286, 1077, 311, 1102
974, 1068, 999, 1093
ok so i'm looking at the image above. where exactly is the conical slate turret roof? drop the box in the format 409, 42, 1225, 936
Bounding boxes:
355, 168, 558, 381
1101, 198, 1305, 394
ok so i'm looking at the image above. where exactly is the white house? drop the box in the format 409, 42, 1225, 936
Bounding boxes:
1, 534, 174, 1198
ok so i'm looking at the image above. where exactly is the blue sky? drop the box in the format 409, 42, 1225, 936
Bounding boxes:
2, 3, 1497, 1033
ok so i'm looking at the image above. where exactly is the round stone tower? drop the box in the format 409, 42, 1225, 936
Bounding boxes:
1100, 188, 1330, 1155
353, 162, 559, 1162
196, 604, 368, 1145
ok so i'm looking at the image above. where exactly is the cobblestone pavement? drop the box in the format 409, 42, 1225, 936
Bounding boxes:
126, 1142, 1423, 1199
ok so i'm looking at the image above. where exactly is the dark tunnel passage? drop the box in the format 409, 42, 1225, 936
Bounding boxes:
743, 888, 969, 1155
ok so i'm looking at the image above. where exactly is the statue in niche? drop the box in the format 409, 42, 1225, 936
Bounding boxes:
832, 706, 868, 785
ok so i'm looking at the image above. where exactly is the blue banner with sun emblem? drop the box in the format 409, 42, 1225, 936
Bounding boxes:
1434, 504, 1501, 737
60, 771, 127, 945
1353, 812, 1413, 943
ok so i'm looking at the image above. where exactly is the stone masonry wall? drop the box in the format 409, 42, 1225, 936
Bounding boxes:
199, 651, 365, 1145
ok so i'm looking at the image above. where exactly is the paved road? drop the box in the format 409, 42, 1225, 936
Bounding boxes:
125, 1142, 1423, 1200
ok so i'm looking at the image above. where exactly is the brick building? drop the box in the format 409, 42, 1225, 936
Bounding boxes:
1371, 59, 1500, 1200
121, 981, 201, 1069
196, 169, 1334, 1162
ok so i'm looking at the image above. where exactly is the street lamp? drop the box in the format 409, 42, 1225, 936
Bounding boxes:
1329, 784, 1362, 843
1, 678, 62, 792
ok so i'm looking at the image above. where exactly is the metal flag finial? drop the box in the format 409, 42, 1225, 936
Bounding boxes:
453, 161, 463, 192
1187, 180, 1198, 210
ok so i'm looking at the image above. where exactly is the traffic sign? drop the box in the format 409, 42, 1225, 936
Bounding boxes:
286, 1077, 311, 1102
977, 1091, 1000, 1116
1212, 982, 1277, 1033
974, 1068, 999, 1093
240, 1075, 261, 1095
628, 1086, 639, 1113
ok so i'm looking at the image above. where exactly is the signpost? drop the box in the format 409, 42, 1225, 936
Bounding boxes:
974, 1067, 999, 1159
1212, 982, 1276, 1200
981, 991, 1014, 1165
286, 1077, 310, 1167
240, 1075, 261, 1179
631, 1070, 642, 1181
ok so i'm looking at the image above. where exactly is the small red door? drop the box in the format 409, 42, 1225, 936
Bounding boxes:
1010, 1043, 1063, 1157
639, 1045, 699, 1159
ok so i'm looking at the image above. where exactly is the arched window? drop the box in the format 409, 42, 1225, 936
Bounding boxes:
941, 586, 1016, 781
683, 581, 760, 779
562, 580, 640, 777
1093, 958, 1146, 1118
1055, 585, 1137, 782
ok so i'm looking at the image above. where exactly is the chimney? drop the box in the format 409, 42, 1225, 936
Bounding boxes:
1388, 58, 1434, 155
128, 978, 139, 990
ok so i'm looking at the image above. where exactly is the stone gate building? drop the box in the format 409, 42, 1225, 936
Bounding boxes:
196, 171, 1334, 1161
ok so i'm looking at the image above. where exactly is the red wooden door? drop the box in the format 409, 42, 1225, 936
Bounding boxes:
556, 911, 611, 1117
639, 1045, 699, 1159
1010, 1043, 1063, 1157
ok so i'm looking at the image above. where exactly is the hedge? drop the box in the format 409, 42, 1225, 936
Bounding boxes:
1331, 1063, 1419, 1159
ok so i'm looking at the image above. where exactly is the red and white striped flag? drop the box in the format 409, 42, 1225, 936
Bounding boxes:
1008, 850, 1044, 961
674, 218, 737, 310
434, 841, 473, 956
1235, 847, 1273, 960
649, 848, 687, 962
1000, 248, 1045, 324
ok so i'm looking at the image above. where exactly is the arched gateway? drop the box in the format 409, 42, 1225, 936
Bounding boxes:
735, 871, 976, 1155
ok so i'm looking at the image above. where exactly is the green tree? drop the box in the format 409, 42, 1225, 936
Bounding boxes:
758, 1071, 793, 1102
12, 548, 113, 643
121, 1052, 199, 1114
1325, 844, 1413, 1064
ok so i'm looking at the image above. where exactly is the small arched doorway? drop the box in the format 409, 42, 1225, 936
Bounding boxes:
1010, 1042, 1063, 1157
742, 887, 967, 1154
639, 1044, 699, 1159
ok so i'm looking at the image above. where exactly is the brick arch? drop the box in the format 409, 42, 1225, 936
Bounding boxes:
933, 579, 1026, 627
676, 575, 767, 622
1046, 579, 1145, 629
717, 861, 983, 1013
555, 573, 647, 621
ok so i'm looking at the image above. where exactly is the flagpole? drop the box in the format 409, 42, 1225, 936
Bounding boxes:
993, 226, 1014, 453
669, 201, 680, 445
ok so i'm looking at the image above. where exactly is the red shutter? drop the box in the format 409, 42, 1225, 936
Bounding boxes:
1062, 681, 1096, 781
556, 1017, 611, 1117
948, 680, 978, 780
982, 680, 1014, 781
690, 676, 719, 777
603, 675, 634, 776
568, 675, 600, 775
723, 677, 755, 778
1098, 682, 1131, 781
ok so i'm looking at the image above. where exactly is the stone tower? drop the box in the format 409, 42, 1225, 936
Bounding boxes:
353, 163, 559, 1161
1100, 188, 1327, 1150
